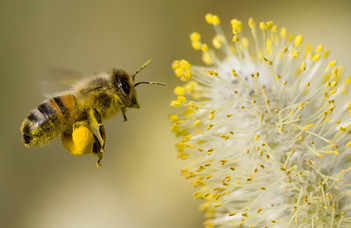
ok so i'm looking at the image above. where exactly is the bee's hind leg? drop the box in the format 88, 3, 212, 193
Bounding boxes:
92, 133, 103, 167
91, 108, 106, 152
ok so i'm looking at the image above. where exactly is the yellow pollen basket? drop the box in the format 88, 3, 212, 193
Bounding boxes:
61, 126, 95, 156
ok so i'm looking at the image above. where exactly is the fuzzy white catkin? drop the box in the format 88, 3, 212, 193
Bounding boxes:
170, 14, 351, 227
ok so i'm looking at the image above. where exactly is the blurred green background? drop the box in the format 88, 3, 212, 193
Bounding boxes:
1, 0, 351, 227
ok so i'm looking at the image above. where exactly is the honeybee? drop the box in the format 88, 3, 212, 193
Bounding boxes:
21, 60, 164, 167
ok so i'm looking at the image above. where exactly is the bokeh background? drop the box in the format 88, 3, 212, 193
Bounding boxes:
2, 0, 351, 227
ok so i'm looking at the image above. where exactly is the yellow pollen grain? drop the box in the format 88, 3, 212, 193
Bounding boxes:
212, 35, 222, 49
266, 20, 274, 29
192, 41, 201, 50
201, 43, 209, 52
312, 54, 320, 61
190, 32, 201, 41
323, 50, 330, 58
231, 19, 243, 32
259, 22, 266, 30
193, 120, 202, 127
212, 15, 220, 25
248, 18, 255, 28
292, 49, 299, 58
205, 13, 213, 24
316, 45, 323, 53
180, 59, 191, 69
207, 124, 213, 130
202, 52, 213, 65
174, 86, 185, 95
294, 35, 303, 46
168, 114, 178, 121
280, 27, 287, 38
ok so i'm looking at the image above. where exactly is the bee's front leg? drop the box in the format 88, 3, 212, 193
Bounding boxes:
91, 108, 106, 152
121, 106, 128, 122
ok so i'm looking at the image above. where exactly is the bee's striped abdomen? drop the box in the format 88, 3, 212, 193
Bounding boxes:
21, 94, 76, 147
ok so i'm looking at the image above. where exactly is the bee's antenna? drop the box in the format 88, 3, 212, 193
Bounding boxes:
132, 59, 152, 82
134, 81, 165, 87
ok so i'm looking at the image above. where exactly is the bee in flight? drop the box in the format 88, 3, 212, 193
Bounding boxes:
21, 60, 164, 167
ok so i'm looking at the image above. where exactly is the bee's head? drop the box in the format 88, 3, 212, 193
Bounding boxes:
112, 60, 164, 109
112, 69, 140, 109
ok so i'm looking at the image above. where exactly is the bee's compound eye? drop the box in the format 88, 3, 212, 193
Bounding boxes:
120, 78, 131, 95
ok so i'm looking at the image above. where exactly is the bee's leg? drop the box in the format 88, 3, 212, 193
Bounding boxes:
91, 133, 103, 167
121, 106, 128, 122
91, 108, 106, 152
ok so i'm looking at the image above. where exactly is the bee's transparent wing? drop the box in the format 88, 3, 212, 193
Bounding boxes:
41, 68, 84, 98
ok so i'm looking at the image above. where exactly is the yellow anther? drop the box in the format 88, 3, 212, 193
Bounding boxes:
266, 21, 274, 29
174, 68, 183, 77
170, 100, 181, 107
312, 54, 320, 61
330, 81, 337, 87
174, 86, 185, 95
180, 59, 191, 70
305, 82, 310, 87
183, 71, 193, 80
212, 15, 220, 25
254, 135, 260, 141
191, 41, 201, 50
168, 114, 178, 121
271, 25, 277, 32
330, 89, 337, 95
259, 22, 266, 30
264, 57, 273, 65
301, 62, 306, 71
232, 35, 240, 42
205, 13, 213, 24
190, 32, 201, 41
231, 19, 243, 32
193, 120, 202, 127
201, 43, 209, 52
346, 141, 351, 147
323, 49, 330, 58
294, 35, 304, 46
316, 45, 323, 53
280, 27, 287, 38
288, 34, 294, 42
232, 69, 238, 77
329, 60, 337, 67
171, 60, 180, 69
275, 74, 282, 79
292, 49, 299, 58
248, 17, 255, 28
207, 124, 213, 130
202, 52, 213, 65
177, 96, 187, 103
212, 35, 222, 49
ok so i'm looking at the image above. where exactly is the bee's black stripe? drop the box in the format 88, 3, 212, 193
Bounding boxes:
53, 96, 67, 113
27, 111, 41, 122
38, 102, 56, 119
